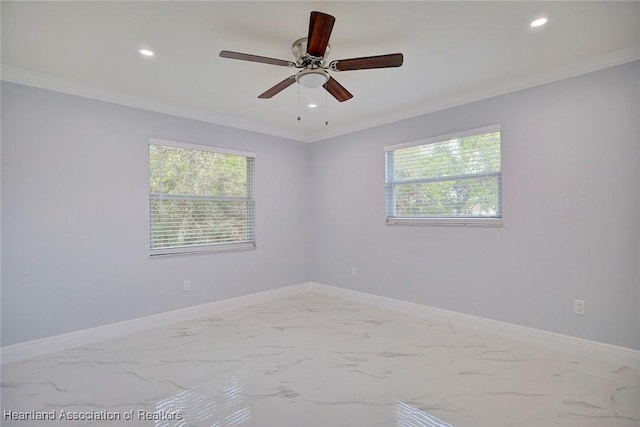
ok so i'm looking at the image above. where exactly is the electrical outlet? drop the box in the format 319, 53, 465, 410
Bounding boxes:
183, 280, 191, 292
351, 267, 358, 278
574, 299, 585, 315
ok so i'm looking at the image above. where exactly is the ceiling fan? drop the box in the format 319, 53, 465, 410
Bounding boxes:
219, 11, 403, 102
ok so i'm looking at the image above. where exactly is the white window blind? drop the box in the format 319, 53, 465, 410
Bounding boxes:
149, 139, 255, 256
385, 125, 502, 226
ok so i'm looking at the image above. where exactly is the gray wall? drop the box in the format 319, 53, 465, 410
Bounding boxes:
1, 82, 311, 346
309, 61, 640, 350
3, 61, 639, 350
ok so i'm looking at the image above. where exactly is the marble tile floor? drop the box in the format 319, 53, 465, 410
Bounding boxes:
1, 292, 639, 427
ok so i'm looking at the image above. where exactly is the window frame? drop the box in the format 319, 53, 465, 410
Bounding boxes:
384, 125, 502, 227
148, 138, 256, 257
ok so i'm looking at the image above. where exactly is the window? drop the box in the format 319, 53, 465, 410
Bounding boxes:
149, 139, 255, 256
385, 125, 501, 226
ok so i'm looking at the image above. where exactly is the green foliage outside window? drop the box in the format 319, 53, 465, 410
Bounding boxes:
149, 144, 254, 252
387, 131, 501, 218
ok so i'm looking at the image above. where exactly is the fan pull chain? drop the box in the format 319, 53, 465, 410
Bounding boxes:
325, 89, 329, 126
297, 83, 301, 122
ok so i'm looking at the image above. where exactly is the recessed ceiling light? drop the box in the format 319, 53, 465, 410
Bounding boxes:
308, 104, 318, 108
530, 17, 548, 28
139, 48, 155, 57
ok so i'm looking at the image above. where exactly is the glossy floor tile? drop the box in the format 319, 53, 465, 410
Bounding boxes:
1, 292, 639, 426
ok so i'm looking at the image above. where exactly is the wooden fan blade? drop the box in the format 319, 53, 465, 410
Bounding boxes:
323, 77, 353, 102
332, 53, 403, 71
220, 50, 295, 67
258, 76, 297, 99
307, 11, 335, 57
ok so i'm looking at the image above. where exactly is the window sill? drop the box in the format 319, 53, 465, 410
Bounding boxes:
150, 242, 256, 258
386, 217, 502, 227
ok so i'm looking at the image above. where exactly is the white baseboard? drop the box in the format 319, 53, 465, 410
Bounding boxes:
3, 281, 638, 369
0, 283, 311, 364
308, 282, 640, 369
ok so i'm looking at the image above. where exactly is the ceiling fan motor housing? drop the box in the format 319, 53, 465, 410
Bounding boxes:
292, 37, 330, 68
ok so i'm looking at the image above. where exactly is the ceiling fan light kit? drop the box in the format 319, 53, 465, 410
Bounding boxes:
296, 69, 329, 88
219, 11, 404, 103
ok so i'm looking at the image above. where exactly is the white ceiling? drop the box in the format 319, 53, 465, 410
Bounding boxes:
2, 1, 640, 142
